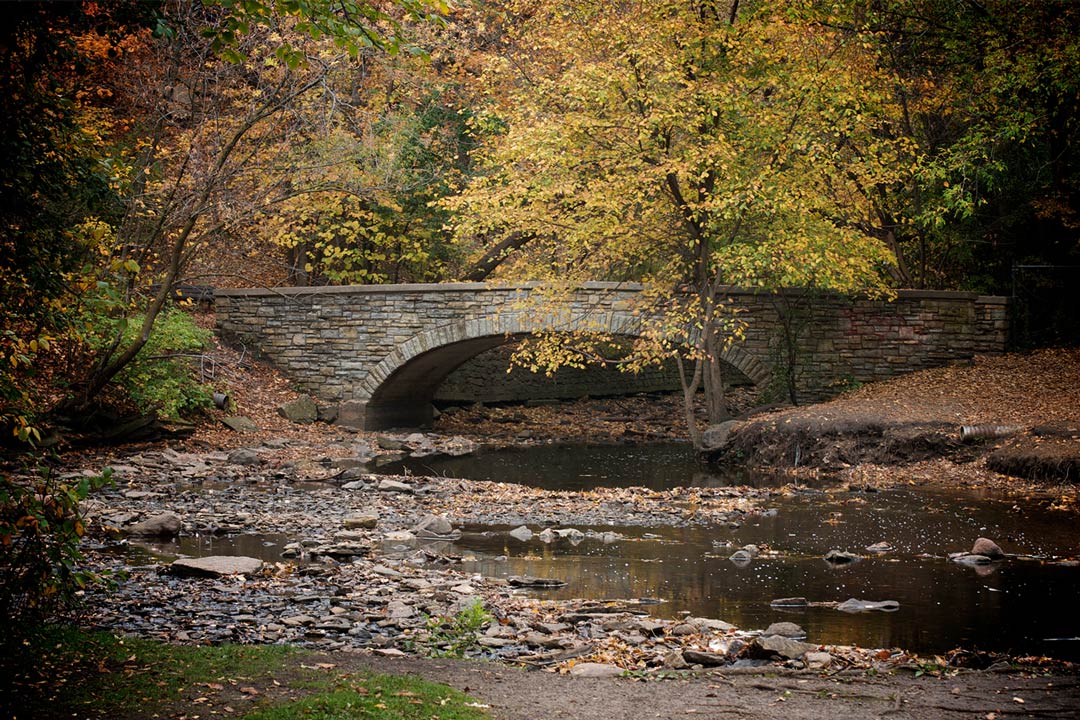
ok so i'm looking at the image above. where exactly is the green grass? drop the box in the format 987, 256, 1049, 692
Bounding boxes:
0, 624, 491, 720
243, 675, 490, 720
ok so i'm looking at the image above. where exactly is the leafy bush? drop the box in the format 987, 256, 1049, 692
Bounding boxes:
0, 468, 113, 627
93, 309, 214, 419
422, 599, 494, 658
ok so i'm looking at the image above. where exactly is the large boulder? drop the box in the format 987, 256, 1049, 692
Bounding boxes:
169, 555, 264, 577
700, 420, 738, 452
972, 537, 1005, 559
412, 514, 457, 538
278, 395, 318, 424
751, 635, 817, 660
128, 512, 182, 537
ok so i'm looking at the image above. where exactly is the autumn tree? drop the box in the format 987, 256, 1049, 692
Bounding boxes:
50, 0, 447, 420
849, 0, 1080, 294
445, 0, 905, 447
0, 1, 164, 440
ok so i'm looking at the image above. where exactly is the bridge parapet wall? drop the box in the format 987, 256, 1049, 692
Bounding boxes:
213, 282, 1008, 427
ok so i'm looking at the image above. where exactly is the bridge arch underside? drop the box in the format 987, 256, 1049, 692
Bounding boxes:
359, 332, 768, 430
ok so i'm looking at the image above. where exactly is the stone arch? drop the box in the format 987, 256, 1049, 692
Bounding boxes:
353, 311, 771, 429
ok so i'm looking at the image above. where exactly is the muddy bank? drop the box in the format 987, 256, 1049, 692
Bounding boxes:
707, 412, 1080, 483
697, 350, 1080, 482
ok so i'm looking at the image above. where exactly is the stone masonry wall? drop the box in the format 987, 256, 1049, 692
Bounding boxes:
213, 283, 1009, 411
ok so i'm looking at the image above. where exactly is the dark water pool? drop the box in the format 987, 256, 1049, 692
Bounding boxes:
382, 442, 786, 489
389, 444, 1080, 660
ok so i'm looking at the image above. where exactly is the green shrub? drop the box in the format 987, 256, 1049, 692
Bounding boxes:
0, 467, 114, 627
95, 309, 214, 419
422, 599, 494, 658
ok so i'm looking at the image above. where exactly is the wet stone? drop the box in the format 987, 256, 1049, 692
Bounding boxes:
128, 512, 182, 537
228, 448, 263, 466
169, 555, 264, 577
682, 649, 728, 666
508, 525, 533, 542
753, 635, 817, 660
836, 598, 900, 613
764, 622, 806, 638
343, 514, 379, 529
972, 537, 1005, 559
770, 597, 809, 608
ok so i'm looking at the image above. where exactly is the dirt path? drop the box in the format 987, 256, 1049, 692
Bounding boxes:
323, 652, 1080, 720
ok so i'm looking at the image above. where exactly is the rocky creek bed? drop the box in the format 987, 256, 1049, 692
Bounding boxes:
74, 435, 856, 676
56, 428, 1076, 680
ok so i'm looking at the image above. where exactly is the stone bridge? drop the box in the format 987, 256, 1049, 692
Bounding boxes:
213, 282, 1009, 429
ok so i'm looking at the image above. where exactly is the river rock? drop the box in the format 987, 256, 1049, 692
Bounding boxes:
377, 437, 405, 451
700, 421, 738, 452
509, 525, 533, 541
952, 553, 994, 566
378, 479, 413, 494
824, 550, 860, 565
685, 617, 736, 632
343, 514, 379, 529
227, 448, 262, 466
662, 650, 690, 669
972, 537, 1005, 559
805, 651, 833, 669
682, 649, 728, 666
569, 662, 624, 678
752, 635, 816, 660
278, 395, 318, 424
555, 528, 585, 543
866, 542, 894, 553
508, 576, 567, 588
770, 597, 809, 608
169, 555, 264, 577
836, 598, 900, 613
127, 512, 182, 537
729, 550, 754, 563
412, 514, 456, 538
764, 622, 806, 638
221, 416, 259, 433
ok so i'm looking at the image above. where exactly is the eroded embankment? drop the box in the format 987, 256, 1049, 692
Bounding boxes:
707, 414, 1080, 483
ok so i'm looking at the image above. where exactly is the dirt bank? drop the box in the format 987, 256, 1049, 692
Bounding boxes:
270, 650, 1080, 720
705, 349, 1080, 485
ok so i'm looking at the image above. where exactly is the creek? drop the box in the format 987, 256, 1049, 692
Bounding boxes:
382, 443, 1080, 660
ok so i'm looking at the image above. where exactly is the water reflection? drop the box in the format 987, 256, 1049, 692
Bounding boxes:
129, 532, 293, 563
381, 442, 800, 490
439, 486, 1080, 660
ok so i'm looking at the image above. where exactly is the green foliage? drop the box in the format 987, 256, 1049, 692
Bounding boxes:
118, 310, 214, 419
244, 676, 490, 720
86, 309, 214, 419
203, 0, 450, 65
421, 599, 494, 658
0, 468, 114, 627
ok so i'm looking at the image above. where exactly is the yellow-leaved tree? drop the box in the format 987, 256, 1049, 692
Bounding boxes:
445, 0, 911, 448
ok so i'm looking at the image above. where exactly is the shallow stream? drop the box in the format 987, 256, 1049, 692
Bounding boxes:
388, 443, 1080, 660
142, 442, 1080, 660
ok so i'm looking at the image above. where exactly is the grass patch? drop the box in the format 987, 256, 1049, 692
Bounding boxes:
243, 675, 490, 720
0, 624, 491, 719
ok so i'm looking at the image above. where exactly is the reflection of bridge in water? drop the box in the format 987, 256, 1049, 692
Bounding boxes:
214, 282, 1008, 429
